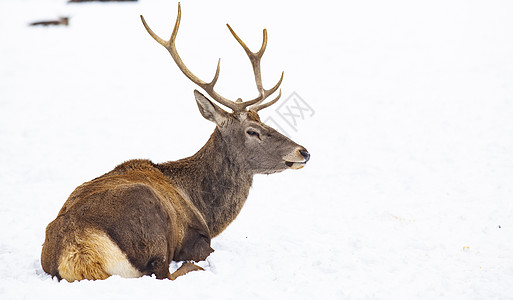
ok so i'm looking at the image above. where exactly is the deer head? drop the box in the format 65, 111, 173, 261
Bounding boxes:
140, 3, 309, 174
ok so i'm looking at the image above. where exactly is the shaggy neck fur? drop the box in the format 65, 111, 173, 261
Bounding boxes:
157, 128, 253, 237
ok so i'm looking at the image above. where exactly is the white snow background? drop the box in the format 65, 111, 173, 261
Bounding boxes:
1, 0, 513, 299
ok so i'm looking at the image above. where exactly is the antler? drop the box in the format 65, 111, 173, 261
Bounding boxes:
226, 25, 283, 112
140, 3, 283, 113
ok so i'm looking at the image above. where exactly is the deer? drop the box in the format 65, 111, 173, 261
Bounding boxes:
29, 17, 69, 27
41, 3, 310, 282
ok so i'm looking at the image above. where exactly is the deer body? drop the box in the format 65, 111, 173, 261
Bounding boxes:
41, 4, 309, 281
41, 130, 248, 280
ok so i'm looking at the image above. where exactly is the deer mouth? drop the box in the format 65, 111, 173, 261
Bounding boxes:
285, 161, 306, 170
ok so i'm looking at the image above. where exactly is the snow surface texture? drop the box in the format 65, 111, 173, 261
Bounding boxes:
1, 0, 513, 299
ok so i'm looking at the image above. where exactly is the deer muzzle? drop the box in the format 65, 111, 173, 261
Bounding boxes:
284, 147, 310, 169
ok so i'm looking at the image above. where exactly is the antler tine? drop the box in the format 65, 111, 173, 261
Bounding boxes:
252, 89, 282, 112
226, 24, 284, 111
140, 3, 241, 112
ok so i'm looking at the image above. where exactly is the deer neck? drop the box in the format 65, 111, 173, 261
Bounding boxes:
158, 128, 253, 237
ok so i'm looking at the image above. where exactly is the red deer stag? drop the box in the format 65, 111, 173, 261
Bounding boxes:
41, 3, 310, 281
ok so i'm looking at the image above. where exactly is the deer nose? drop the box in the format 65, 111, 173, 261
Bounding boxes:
299, 150, 310, 163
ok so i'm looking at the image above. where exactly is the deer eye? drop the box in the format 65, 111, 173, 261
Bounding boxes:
246, 130, 260, 138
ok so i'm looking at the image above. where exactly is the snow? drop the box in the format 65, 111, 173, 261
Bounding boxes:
1, 0, 513, 299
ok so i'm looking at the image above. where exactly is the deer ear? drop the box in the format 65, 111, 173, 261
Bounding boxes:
194, 90, 229, 126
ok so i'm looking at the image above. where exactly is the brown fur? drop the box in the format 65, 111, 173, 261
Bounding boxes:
41, 98, 309, 281
42, 159, 213, 281
42, 111, 308, 281
57, 228, 141, 281
41, 13, 310, 281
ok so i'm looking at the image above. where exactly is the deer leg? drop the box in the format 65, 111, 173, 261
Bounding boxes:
168, 262, 204, 280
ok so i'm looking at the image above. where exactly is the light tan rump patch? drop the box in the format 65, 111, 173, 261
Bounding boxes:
58, 228, 142, 282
